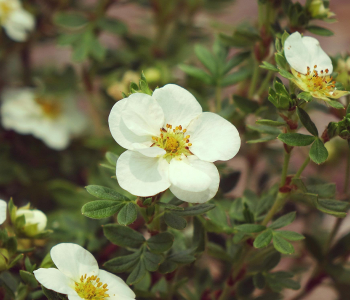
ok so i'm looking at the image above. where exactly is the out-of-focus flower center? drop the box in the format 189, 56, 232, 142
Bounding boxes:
292, 65, 337, 97
152, 124, 192, 162
35, 97, 61, 119
0, 3, 13, 22
75, 274, 109, 300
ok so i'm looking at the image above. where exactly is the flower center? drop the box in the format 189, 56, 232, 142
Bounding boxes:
35, 97, 62, 119
152, 124, 193, 162
0, 3, 13, 22
293, 65, 336, 96
75, 274, 109, 300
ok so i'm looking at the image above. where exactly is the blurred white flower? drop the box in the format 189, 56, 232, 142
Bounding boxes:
109, 84, 241, 203
34, 243, 136, 300
1, 89, 88, 150
284, 32, 348, 102
0, 200, 7, 225
15, 208, 47, 237
0, 0, 35, 42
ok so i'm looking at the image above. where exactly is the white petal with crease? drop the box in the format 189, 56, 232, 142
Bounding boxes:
33, 268, 74, 295
116, 150, 170, 197
152, 84, 202, 128
170, 157, 220, 203
187, 112, 240, 162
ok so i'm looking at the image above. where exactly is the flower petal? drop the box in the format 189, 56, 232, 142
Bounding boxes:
169, 156, 211, 193
33, 268, 74, 295
0, 200, 7, 225
116, 150, 170, 197
152, 84, 202, 128
134, 146, 166, 158
121, 93, 164, 136
170, 156, 220, 203
50, 243, 99, 281
186, 112, 241, 162
284, 32, 332, 75
98, 270, 136, 299
4, 9, 35, 42
109, 98, 153, 150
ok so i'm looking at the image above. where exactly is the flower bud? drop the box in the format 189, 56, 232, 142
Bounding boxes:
0, 248, 9, 271
14, 207, 47, 238
143, 68, 161, 84
308, 0, 334, 19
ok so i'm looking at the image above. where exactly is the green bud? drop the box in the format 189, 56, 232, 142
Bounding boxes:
326, 122, 339, 140
308, 0, 334, 19
0, 248, 9, 271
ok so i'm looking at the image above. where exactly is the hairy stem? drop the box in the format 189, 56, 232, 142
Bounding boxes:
295, 156, 311, 179
248, 59, 260, 98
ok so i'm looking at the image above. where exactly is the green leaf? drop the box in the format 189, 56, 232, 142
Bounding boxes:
221, 68, 251, 86
97, 18, 127, 35
297, 107, 318, 136
175, 204, 216, 217
178, 65, 212, 85
309, 138, 328, 164
233, 95, 260, 114
82, 200, 124, 219
105, 152, 119, 165
269, 212, 296, 229
327, 100, 344, 109
168, 250, 196, 264
307, 183, 336, 198
254, 229, 273, 248
159, 260, 178, 274
157, 203, 184, 211
127, 260, 146, 285
53, 13, 88, 28
297, 92, 313, 102
42, 286, 66, 300
261, 252, 281, 271
278, 133, 315, 146
223, 51, 251, 74
57, 33, 82, 46
89, 38, 106, 62
104, 251, 140, 273
253, 273, 266, 289
85, 185, 129, 201
318, 199, 349, 213
255, 119, 286, 127
144, 251, 163, 271
275, 53, 288, 69
247, 135, 277, 144
147, 232, 174, 253
195, 44, 217, 75
260, 61, 278, 72
164, 212, 187, 230
247, 125, 280, 135
275, 231, 304, 241
306, 25, 333, 36
117, 202, 137, 225
20, 270, 38, 288
279, 69, 294, 80
236, 224, 266, 233
103, 224, 145, 248
281, 31, 290, 46
272, 235, 295, 254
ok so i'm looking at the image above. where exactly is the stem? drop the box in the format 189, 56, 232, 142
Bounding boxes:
215, 83, 222, 112
344, 148, 350, 195
256, 71, 273, 98
280, 150, 291, 187
295, 156, 311, 179
248, 59, 260, 98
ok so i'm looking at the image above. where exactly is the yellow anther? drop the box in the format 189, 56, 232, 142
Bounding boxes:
183, 129, 187, 133
179, 125, 182, 130
103, 284, 108, 288
185, 135, 190, 139
314, 65, 317, 68
175, 126, 179, 130
188, 143, 192, 146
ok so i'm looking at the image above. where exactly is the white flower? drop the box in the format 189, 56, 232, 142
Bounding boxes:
34, 243, 136, 300
0, 0, 35, 42
15, 208, 47, 237
284, 32, 348, 102
108, 84, 241, 203
0, 200, 7, 225
1, 89, 88, 150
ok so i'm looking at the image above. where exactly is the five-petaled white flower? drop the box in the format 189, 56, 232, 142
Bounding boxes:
0, 0, 35, 42
1, 89, 88, 150
108, 84, 241, 203
34, 243, 136, 300
0, 199, 7, 225
284, 32, 348, 104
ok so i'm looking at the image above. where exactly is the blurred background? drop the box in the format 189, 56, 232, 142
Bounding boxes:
1, 0, 350, 299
